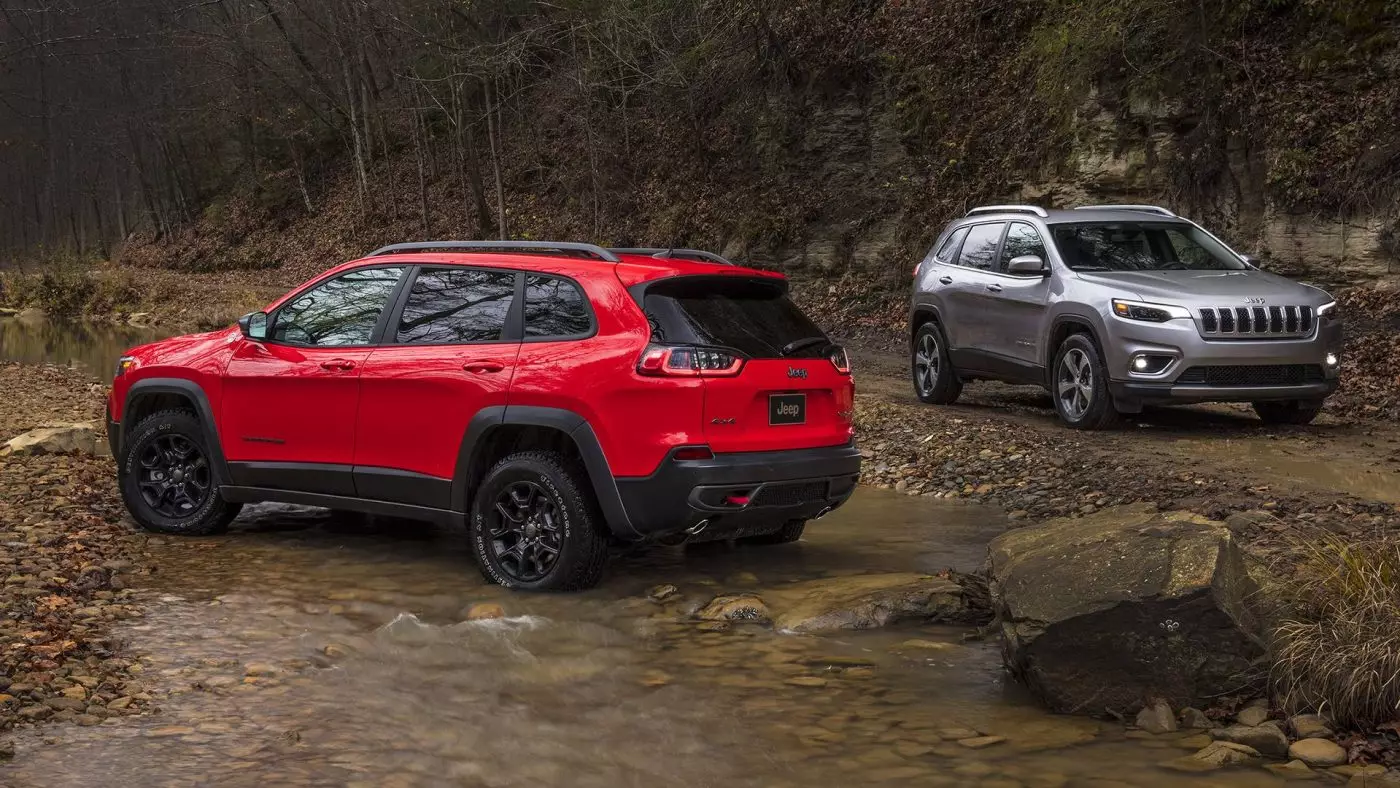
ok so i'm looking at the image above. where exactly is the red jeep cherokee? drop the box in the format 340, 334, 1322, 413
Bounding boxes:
107, 242, 860, 591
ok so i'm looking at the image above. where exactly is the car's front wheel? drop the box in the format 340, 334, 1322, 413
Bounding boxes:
1051, 334, 1119, 430
469, 450, 609, 591
1253, 400, 1322, 425
118, 410, 242, 535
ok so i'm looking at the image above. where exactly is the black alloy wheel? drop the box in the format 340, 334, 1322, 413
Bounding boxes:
488, 480, 564, 583
136, 434, 213, 518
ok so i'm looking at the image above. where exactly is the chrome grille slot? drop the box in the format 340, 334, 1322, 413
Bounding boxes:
1196, 304, 1316, 340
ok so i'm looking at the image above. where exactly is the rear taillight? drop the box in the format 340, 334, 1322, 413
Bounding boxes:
638, 345, 745, 377
828, 344, 851, 375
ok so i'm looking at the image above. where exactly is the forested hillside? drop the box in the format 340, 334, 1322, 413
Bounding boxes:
2, 0, 1399, 286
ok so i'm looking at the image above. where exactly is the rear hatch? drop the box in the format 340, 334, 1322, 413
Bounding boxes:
637, 275, 855, 453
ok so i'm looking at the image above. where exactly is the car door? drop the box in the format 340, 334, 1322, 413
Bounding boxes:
352, 266, 521, 509
221, 265, 407, 495
942, 221, 1005, 354
985, 221, 1053, 367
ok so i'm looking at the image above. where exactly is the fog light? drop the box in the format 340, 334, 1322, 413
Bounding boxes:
1132, 355, 1149, 371
1326, 352, 1339, 367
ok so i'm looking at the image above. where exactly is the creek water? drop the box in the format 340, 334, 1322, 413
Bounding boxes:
2, 322, 1296, 787
0, 316, 162, 380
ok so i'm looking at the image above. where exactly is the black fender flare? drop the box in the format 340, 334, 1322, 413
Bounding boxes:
121, 378, 232, 485
909, 302, 946, 349
452, 405, 636, 538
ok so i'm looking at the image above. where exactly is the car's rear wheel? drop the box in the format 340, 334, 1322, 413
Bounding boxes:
469, 450, 609, 592
912, 322, 962, 405
118, 409, 242, 535
1253, 400, 1322, 425
1052, 334, 1119, 430
738, 519, 806, 545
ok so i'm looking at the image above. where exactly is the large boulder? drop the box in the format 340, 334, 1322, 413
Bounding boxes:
762, 572, 987, 633
1, 422, 100, 456
988, 504, 1266, 715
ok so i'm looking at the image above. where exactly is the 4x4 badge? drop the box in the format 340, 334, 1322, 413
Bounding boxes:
787, 366, 808, 379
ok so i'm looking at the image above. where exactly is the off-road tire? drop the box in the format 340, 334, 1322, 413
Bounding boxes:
469, 450, 609, 592
913, 321, 962, 405
1253, 400, 1322, 426
1051, 333, 1120, 430
118, 409, 242, 535
738, 519, 807, 545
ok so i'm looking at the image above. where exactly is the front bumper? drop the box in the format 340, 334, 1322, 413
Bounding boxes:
1103, 313, 1343, 406
615, 442, 862, 538
1110, 379, 1338, 405
106, 399, 121, 458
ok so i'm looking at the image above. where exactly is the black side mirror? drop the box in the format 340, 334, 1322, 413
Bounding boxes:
238, 312, 268, 340
1007, 254, 1049, 277
1241, 254, 1263, 269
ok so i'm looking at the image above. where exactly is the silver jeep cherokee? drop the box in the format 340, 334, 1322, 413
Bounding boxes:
909, 205, 1342, 429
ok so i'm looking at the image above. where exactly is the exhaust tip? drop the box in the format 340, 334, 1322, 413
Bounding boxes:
685, 519, 710, 536
814, 507, 833, 521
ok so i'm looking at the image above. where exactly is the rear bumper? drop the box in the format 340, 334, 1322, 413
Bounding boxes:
1109, 379, 1338, 405
615, 442, 862, 538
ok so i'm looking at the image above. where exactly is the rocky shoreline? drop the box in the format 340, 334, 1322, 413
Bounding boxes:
0, 364, 153, 742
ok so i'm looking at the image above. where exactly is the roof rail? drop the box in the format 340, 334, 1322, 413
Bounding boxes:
607, 247, 735, 265
966, 205, 1049, 218
367, 240, 620, 262
1073, 204, 1177, 217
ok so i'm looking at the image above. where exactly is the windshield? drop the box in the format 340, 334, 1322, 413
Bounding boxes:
1050, 222, 1247, 272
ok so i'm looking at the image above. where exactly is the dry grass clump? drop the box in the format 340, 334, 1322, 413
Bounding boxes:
1272, 535, 1400, 729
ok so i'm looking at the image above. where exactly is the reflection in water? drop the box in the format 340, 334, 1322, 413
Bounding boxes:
0, 317, 164, 379
4, 491, 1291, 787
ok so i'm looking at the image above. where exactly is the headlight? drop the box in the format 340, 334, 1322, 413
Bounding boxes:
1317, 301, 1339, 320
114, 355, 137, 380
1111, 299, 1191, 323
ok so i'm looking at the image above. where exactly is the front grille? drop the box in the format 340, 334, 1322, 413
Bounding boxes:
751, 481, 828, 507
1176, 364, 1324, 386
1197, 305, 1313, 339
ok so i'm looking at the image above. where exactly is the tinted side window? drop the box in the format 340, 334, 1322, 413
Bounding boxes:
524, 276, 591, 338
395, 268, 516, 344
934, 227, 970, 264
957, 223, 1004, 271
272, 267, 404, 346
999, 222, 1048, 271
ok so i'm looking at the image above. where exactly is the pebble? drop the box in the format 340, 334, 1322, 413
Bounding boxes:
645, 584, 679, 602
1179, 707, 1211, 729
145, 725, 195, 738
957, 736, 1006, 749
1135, 701, 1176, 734
463, 603, 505, 621
1235, 705, 1271, 727
1264, 759, 1314, 779
784, 677, 829, 688
1290, 713, 1333, 739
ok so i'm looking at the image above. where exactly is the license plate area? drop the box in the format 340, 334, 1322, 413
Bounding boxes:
769, 393, 806, 426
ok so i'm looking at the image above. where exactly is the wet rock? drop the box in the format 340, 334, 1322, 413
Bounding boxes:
937, 727, 981, 740
1288, 737, 1347, 767
145, 725, 195, 738
1289, 713, 1333, 739
762, 573, 980, 633
43, 697, 87, 712
0, 422, 99, 456
695, 593, 771, 623
1135, 701, 1177, 733
987, 505, 1267, 714
1264, 760, 1314, 780
1235, 704, 1270, 727
645, 584, 679, 602
1179, 707, 1211, 729
956, 735, 1006, 749
243, 663, 278, 677
463, 602, 505, 621
784, 676, 829, 688
1164, 741, 1261, 772
0, 741, 13, 760
1209, 723, 1289, 758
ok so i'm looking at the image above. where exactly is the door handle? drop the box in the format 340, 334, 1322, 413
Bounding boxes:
463, 360, 506, 374
986, 283, 1003, 293
938, 276, 954, 285
319, 359, 356, 371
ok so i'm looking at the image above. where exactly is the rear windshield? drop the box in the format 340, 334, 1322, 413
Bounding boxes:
1050, 221, 1247, 272
641, 277, 829, 359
